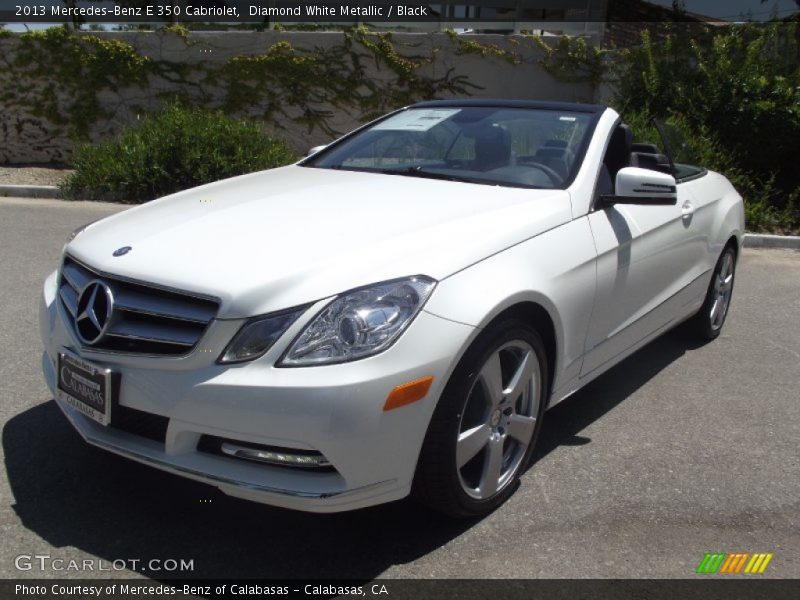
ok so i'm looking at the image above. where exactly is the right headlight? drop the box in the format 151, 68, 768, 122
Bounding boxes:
278, 276, 437, 367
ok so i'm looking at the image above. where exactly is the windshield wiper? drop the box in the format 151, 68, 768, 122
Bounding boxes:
320, 165, 518, 187
374, 166, 468, 183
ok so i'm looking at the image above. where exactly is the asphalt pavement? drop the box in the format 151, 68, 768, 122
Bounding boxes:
0, 197, 798, 580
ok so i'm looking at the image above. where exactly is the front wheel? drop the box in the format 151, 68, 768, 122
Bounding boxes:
688, 245, 737, 341
413, 319, 548, 517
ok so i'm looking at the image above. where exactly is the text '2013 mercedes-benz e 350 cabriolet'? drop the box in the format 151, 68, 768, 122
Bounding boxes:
40, 100, 744, 517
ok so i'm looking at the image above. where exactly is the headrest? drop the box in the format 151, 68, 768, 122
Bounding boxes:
631, 142, 661, 154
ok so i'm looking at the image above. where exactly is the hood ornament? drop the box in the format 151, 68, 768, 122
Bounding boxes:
75, 280, 114, 345
113, 246, 132, 257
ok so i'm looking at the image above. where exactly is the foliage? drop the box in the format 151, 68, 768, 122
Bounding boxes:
61, 104, 297, 203
0, 26, 479, 153
623, 110, 797, 234
1, 27, 150, 140
613, 23, 800, 233
158, 23, 190, 38
214, 27, 478, 134
531, 34, 610, 88
445, 29, 522, 64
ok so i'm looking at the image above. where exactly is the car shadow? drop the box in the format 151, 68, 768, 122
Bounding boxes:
532, 325, 704, 461
3, 326, 702, 580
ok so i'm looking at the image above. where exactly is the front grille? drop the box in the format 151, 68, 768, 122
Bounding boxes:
59, 255, 219, 356
111, 405, 169, 444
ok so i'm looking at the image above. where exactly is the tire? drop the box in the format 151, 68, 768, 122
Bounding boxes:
412, 318, 548, 518
688, 245, 737, 341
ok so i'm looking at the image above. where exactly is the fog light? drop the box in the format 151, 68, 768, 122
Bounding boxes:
221, 442, 331, 468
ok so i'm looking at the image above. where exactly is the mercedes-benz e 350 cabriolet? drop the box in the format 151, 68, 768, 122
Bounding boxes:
40, 100, 744, 516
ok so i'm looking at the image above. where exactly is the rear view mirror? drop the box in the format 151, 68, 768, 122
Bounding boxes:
599, 167, 677, 207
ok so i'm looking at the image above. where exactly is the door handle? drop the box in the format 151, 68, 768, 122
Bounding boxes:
681, 201, 695, 218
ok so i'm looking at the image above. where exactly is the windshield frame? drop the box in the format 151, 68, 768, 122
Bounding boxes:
300, 102, 604, 190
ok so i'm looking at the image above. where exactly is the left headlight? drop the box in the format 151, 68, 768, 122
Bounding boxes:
278, 276, 437, 367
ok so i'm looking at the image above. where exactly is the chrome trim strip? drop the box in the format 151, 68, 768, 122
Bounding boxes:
105, 331, 194, 347
106, 320, 199, 345
113, 287, 216, 323
59, 286, 78, 316
61, 261, 91, 292
114, 304, 209, 325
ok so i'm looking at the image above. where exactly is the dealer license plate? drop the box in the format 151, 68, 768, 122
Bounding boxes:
56, 351, 114, 426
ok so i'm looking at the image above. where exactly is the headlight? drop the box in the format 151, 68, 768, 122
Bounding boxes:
62, 220, 97, 254
219, 307, 307, 364
278, 276, 437, 367
66, 221, 95, 244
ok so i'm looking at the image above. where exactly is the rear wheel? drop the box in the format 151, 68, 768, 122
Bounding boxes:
689, 245, 737, 341
413, 319, 548, 517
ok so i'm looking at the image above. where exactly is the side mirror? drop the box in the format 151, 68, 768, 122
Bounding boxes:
599, 167, 677, 208
307, 145, 327, 157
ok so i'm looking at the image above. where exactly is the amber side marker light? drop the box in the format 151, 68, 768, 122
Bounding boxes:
384, 376, 435, 411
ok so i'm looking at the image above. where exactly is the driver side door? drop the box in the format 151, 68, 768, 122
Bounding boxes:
580, 123, 701, 378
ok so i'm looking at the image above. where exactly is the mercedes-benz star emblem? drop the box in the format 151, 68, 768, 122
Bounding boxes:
75, 280, 114, 345
113, 246, 132, 257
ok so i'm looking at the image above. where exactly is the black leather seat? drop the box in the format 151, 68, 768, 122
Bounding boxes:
533, 147, 569, 181
631, 142, 661, 154
544, 139, 575, 166
473, 126, 511, 171
630, 151, 672, 173
604, 123, 633, 192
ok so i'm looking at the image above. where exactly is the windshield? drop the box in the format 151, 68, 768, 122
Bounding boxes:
303, 106, 596, 189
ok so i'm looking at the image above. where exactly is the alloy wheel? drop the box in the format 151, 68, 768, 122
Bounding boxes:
710, 250, 735, 331
456, 340, 540, 500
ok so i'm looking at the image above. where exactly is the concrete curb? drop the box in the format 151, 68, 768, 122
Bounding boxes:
744, 233, 800, 250
0, 184, 62, 199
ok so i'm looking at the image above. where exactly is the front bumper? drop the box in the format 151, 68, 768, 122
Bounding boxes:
40, 270, 476, 512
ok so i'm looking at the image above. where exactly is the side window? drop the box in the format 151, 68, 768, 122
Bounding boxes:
674, 163, 705, 180
654, 121, 707, 182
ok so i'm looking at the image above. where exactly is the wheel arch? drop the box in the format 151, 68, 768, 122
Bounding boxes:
412, 298, 559, 515
705, 170, 745, 260
480, 301, 558, 401
726, 234, 740, 258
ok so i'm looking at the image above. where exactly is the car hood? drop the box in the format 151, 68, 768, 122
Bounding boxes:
67, 165, 572, 318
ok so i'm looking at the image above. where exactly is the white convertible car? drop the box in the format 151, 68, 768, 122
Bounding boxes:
40, 100, 744, 516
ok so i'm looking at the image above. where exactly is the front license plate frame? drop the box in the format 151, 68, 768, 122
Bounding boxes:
56, 350, 116, 426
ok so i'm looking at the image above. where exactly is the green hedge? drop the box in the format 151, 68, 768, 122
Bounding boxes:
612, 23, 800, 234
61, 104, 297, 203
